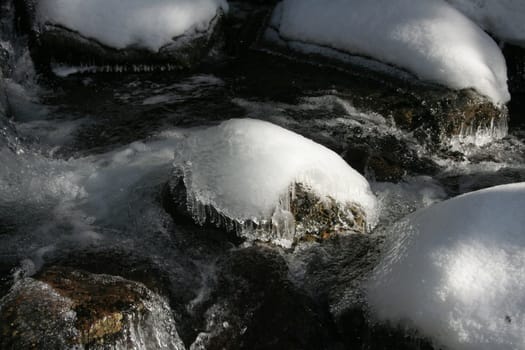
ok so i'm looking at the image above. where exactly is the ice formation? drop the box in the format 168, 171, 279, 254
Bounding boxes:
366, 183, 525, 350
36, 0, 229, 51
445, 0, 525, 46
266, 0, 510, 105
173, 119, 377, 247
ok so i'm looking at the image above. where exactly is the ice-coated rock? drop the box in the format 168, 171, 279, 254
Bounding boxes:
264, 0, 510, 105
0, 266, 185, 349
165, 118, 377, 247
29, 0, 229, 69
366, 182, 525, 350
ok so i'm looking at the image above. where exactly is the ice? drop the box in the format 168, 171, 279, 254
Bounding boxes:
366, 183, 525, 350
36, 0, 229, 51
173, 118, 377, 247
445, 0, 525, 46
267, 0, 510, 105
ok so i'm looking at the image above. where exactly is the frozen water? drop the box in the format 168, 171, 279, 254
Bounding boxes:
445, 0, 525, 46
174, 118, 377, 247
267, 0, 510, 104
367, 182, 525, 350
37, 0, 229, 51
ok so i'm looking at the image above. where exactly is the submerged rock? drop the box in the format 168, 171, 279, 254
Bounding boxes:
24, 0, 228, 70
163, 119, 376, 247
188, 246, 340, 349
0, 266, 184, 349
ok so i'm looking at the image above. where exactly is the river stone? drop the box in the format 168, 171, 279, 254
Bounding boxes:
256, 12, 507, 143
22, 1, 226, 71
0, 266, 184, 349
163, 173, 368, 247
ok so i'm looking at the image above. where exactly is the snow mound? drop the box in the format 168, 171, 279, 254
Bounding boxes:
173, 119, 377, 247
266, 0, 510, 105
445, 0, 525, 46
366, 183, 525, 350
36, 0, 228, 51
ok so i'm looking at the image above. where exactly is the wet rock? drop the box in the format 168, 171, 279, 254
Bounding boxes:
0, 266, 185, 349
189, 246, 341, 349
343, 135, 438, 182
254, 13, 507, 144
22, 1, 226, 71
163, 173, 369, 247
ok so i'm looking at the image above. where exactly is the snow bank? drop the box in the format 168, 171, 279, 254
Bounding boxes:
36, 0, 228, 51
366, 183, 525, 350
445, 0, 525, 46
267, 0, 510, 105
173, 119, 377, 246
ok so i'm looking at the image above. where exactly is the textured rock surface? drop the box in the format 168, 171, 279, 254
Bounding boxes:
0, 266, 184, 349
163, 175, 369, 247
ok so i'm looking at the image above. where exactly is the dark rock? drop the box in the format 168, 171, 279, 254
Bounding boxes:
255, 8, 507, 144
189, 246, 341, 349
343, 135, 439, 182
163, 170, 369, 247
0, 266, 184, 349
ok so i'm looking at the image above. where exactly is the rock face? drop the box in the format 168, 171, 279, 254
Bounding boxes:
21, 0, 227, 70
0, 266, 185, 349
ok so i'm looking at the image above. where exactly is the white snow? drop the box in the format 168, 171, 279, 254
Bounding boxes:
267, 0, 510, 105
174, 118, 377, 246
445, 0, 525, 46
36, 0, 228, 51
366, 183, 525, 350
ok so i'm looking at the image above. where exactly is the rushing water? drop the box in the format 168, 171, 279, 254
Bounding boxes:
1, 3, 525, 349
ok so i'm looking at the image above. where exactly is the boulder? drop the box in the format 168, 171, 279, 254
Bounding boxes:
257, 0, 509, 143
163, 119, 377, 247
0, 266, 185, 349
23, 0, 228, 71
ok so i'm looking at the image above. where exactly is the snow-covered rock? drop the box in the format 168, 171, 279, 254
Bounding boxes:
366, 183, 525, 350
31, 0, 228, 69
265, 0, 510, 105
445, 0, 525, 47
166, 118, 377, 247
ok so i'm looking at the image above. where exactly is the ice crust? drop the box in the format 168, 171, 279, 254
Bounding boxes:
367, 183, 525, 350
446, 0, 525, 46
174, 119, 377, 245
36, 0, 229, 51
268, 0, 510, 105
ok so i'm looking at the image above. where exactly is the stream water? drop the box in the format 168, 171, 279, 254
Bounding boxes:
1, 2, 525, 349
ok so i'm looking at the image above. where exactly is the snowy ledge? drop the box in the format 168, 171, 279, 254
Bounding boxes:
366, 182, 525, 350
166, 119, 377, 248
264, 0, 510, 105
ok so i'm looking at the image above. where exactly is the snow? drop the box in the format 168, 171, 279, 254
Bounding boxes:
36, 0, 228, 51
445, 0, 525, 46
267, 0, 510, 105
366, 183, 525, 350
174, 118, 377, 246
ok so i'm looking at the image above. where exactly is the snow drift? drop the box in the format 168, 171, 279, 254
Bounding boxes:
367, 183, 525, 350
266, 0, 510, 105
172, 119, 377, 247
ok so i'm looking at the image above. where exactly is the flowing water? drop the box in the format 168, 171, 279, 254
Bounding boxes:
1, 3, 525, 348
